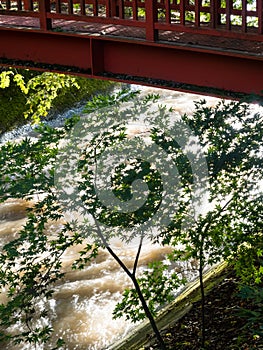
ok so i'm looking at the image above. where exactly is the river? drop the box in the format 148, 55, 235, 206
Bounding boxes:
0, 86, 260, 350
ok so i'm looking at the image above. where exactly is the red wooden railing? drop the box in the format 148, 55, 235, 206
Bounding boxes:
0, 0, 262, 41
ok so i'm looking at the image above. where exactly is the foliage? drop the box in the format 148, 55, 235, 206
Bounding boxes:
0, 68, 34, 133
0, 89, 170, 349
0, 70, 15, 89
156, 99, 263, 346
0, 68, 114, 132
23, 72, 80, 122
238, 284, 263, 338
0, 69, 79, 123
57, 92, 263, 347
113, 260, 185, 322
56, 89, 180, 349
235, 231, 263, 339
234, 234, 263, 285
0, 88, 262, 349
0, 119, 98, 348
104, 97, 262, 346
0, 70, 79, 123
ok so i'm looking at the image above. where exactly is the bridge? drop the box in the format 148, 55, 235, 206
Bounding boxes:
0, 0, 262, 98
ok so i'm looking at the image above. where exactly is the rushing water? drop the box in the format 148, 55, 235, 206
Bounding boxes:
0, 198, 196, 350
2, 86, 260, 350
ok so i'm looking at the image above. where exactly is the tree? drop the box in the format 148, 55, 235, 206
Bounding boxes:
0, 89, 176, 349
164, 99, 263, 347
108, 97, 263, 347
0, 88, 262, 349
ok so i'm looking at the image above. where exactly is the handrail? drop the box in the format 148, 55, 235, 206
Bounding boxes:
0, 0, 262, 41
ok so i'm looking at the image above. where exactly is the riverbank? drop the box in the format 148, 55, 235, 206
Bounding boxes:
143, 265, 263, 349
108, 261, 263, 350
0, 68, 115, 133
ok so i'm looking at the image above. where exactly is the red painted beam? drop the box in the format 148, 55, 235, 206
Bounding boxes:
0, 28, 92, 70
0, 27, 262, 98
97, 39, 263, 96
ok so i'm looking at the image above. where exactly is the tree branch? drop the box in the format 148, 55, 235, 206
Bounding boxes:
133, 234, 144, 277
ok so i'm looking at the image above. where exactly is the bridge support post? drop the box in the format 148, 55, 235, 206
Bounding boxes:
145, 0, 158, 41
39, 0, 52, 31
91, 39, 104, 75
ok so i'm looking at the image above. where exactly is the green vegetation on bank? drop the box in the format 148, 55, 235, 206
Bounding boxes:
0, 67, 115, 133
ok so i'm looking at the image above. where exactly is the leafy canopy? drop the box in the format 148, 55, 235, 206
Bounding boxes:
0, 89, 262, 348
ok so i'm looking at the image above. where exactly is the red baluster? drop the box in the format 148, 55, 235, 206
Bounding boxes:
39, 0, 52, 30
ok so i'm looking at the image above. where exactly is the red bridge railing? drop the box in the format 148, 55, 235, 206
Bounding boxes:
0, 0, 262, 41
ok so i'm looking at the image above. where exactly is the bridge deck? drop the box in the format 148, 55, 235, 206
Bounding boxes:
0, 0, 262, 97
